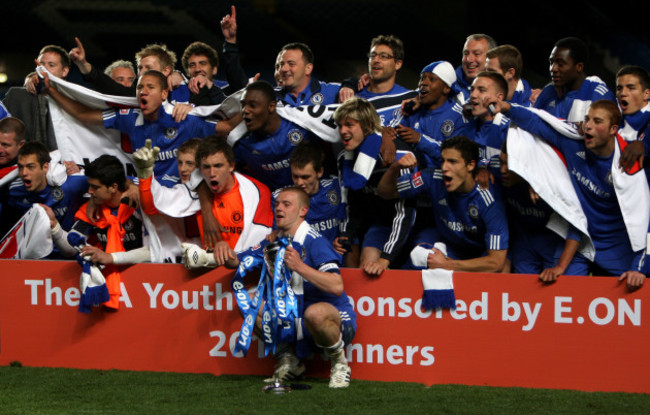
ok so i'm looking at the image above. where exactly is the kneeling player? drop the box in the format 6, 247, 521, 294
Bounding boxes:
229, 187, 356, 388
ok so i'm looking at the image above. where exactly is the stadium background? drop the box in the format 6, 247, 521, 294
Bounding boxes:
1, 0, 650, 99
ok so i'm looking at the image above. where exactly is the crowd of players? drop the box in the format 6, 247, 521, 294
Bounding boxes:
1, 5, 650, 388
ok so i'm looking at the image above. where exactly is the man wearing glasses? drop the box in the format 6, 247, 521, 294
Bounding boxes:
357, 35, 417, 127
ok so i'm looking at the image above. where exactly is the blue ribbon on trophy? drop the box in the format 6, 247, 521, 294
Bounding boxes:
232, 236, 300, 357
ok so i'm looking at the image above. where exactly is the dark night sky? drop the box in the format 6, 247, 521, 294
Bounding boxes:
1, 0, 649, 95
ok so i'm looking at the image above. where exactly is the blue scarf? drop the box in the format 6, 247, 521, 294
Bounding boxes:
76, 253, 110, 313
232, 236, 301, 356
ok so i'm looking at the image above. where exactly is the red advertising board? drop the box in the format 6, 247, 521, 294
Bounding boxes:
0, 260, 647, 392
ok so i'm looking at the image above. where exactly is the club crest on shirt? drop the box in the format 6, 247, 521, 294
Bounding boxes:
165, 127, 178, 140
232, 210, 243, 223
441, 120, 455, 137
123, 218, 134, 231
605, 171, 613, 185
467, 204, 479, 219
310, 93, 324, 104
327, 189, 339, 205
51, 186, 64, 201
288, 129, 304, 145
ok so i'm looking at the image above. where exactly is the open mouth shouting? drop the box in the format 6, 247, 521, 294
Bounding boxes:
208, 179, 221, 193
139, 96, 149, 112
22, 178, 33, 189
442, 174, 454, 188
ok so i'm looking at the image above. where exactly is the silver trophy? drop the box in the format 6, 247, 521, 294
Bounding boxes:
263, 240, 282, 277
262, 378, 292, 394
261, 238, 294, 394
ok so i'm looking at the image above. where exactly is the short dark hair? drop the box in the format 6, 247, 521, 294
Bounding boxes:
591, 99, 622, 128
476, 71, 509, 97
38, 45, 70, 69
181, 41, 219, 75
245, 80, 277, 103
178, 138, 202, 155
486, 45, 523, 79
139, 70, 169, 90
195, 136, 235, 166
18, 141, 50, 166
85, 155, 127, 192
616, 65, 650, 90
554, 37, 588, 66
0, 117, 26, 142
280, 42, 314, 65
441, 136, 479, 167
289, 141, 325, 172
370, 35, 405, 61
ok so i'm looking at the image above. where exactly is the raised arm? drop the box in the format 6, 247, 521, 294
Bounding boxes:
377, 152, 417, 199
220, 5, 249, 94
68, 37, 92, 75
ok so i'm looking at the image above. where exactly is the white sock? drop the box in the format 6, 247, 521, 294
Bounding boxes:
320, 335, 346, 365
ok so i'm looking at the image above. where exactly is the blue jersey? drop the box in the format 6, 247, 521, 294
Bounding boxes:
508, 105, 637, 274
102, 104, 217, 187
454, 66, 471, 103
292, 221, 350, 308
472, 113, 510, 162
357, 84, 418, 127
534, 76, 615, 123
234, 117, 317, 191
8, 175, 88, 231
170, 84, 191, 104
511, 78, 533, 107
272, 176, 345, 243
402, 100, 472, 168
276, 78, 341, 107
398, 168, 508, 259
